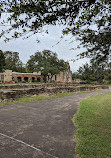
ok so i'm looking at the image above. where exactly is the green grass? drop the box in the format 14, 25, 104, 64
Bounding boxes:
0, 92, 75, 106
73, 92, 111, 158
0, 95, 51, 106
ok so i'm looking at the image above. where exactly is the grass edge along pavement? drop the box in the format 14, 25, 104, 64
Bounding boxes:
0, 89, 106, 106
73, 92, 111, 158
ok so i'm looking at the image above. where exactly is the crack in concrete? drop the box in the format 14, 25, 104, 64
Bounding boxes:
0, 132, 59, 158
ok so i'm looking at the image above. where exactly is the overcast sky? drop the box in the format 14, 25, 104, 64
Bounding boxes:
0, 14, 89, 72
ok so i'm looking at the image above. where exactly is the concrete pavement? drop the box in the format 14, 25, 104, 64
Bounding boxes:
0, 89, 110, 158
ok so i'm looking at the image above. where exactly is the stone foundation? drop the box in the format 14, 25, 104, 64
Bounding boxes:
0, 84, 109, 102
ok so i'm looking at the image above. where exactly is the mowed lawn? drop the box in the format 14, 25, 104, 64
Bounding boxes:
74, 92, 111, 158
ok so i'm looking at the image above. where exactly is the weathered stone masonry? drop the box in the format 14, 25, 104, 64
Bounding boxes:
0, 70, 43, 83
0, 83, 109, 102
0, 68, 72, 84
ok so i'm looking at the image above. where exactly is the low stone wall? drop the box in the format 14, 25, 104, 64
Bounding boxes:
0, 84, 109, 102
0, 83, 52, 90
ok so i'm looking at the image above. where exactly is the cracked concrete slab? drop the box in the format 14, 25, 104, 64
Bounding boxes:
0, 89, 110, 158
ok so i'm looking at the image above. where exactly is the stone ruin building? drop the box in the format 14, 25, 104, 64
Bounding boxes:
0, 70, 43, 83
51, 62, 72, 83
0, 63, 72, 83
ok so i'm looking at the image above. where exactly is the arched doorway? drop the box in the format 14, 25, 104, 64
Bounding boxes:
17, 76, 22, 82
24, 77, 28, 82
37, 77, 41, 82
12, 77, 15, 81
55, 75, 57, 81
32, 77, 35, 82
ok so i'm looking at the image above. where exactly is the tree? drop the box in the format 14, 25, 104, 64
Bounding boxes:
0, 50, 5, 72
4, 51, 25, 72
78, 63, 93, 83
72, 72, 81, 80
77, 60, 107, 83
104, 62, 111, 83
27, 50, 66, 82
1, 0, 111, 62
90, 60, 107, 82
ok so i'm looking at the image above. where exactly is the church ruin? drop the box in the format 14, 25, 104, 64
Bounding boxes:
0, 63, 72, 83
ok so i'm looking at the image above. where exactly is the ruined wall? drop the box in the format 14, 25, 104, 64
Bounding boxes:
52, 70, 72, 83
0, 84, 109, 102
12, 73, 43, 83
0, 70, 12, 83
4, 70, 12, 82
1, 69, 72, 83
0, 70, 43, 83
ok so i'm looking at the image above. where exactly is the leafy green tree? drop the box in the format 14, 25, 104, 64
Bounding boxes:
90, 60, 106, 83
78, 63, 93, 83
104, 62, 111, 83
72, 72, 81, 80
4, 51, 25, 72
77, 60, 106, 83
1, 0, 111, 62
27, 50, 66, 82
0, 50, 5, 72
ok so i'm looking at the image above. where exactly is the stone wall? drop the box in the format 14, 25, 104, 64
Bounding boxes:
0, 84, 109, 102
52, 70, 72, 83
0, 67, 72, 83
12, 72, 43, 83
0, 70, 12, 83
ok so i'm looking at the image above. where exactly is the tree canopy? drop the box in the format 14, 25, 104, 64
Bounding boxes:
4, 51, 25, 72
1, 0, 111, 62
26, 50, 66, 82
73, 60, 111, 83
0, 50, 5, 72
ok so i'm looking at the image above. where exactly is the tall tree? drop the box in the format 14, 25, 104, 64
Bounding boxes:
0, 50, 5, 72
4, 51, 25, 72
72, 72, 81, 80
77, 60, 107, 83
1, 0, 111, 62
78, 63, 93, 83
27, 50, 66, 82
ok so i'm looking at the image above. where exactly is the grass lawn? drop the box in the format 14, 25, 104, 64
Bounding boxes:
74, 92, 111, 158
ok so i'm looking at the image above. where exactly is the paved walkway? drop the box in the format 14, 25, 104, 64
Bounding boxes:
0, 89, 110, 158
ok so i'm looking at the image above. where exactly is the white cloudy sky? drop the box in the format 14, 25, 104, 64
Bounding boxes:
0, 14, 89, 72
